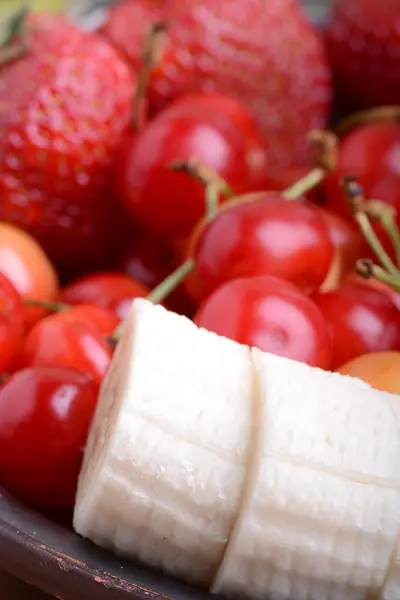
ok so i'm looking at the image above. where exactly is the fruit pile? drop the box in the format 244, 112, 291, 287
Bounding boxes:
0, 0, 399, 512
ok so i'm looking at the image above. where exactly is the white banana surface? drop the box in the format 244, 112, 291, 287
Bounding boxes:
213, 349, 400, 600
74, 299, 400, 600
74, 299, 255, 585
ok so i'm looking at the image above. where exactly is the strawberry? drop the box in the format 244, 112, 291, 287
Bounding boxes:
324, 0, 400, 111
0, 13, 134, 271
101, 0, 332, 168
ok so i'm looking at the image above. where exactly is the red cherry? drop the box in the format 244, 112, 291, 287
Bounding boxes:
344, 273, 400, 312
164, 92, 268, 180
185, 192, 334, 304
16, 312, 113, 385
60, 272, 149, 322
115, 103, 270, 238
62, 305, 120, 337
0, 273, 24, 372
0, 367, 98, 507
324, 122, 400, 219
194, 275, 332, 369
312, 282, 400, 369
338, 123, 400, 178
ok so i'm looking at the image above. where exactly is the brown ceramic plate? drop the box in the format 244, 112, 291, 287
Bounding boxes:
0, 488, 219, 600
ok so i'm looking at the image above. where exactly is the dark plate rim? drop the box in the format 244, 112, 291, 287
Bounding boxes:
0, 488, 219, 600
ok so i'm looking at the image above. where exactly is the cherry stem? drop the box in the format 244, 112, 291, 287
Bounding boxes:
0, 2, 30, 66
206, 184, 220, 220
342, 176, 400, 278
355, 259, 400, 293
335, 105, 400, 138
281, 130, 339, 200
170, 158, 236, 198
110, 258, 196, 343
363, 199, 400, 268
23, 298, 70, 312
131, 22, 168, 130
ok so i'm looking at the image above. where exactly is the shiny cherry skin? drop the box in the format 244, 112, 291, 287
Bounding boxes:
344, 272, 400, 312
318, 207, 369, 291
194, 275, 332, 369
0, 367, 98, 507
16, 311, 113, 385
337, 351, 400, 394
185, 192, 334, 304
312, 282, 400, 369
0, 273, 24, 372
0, 222, 59, 329
61, 304, 120, 337
115, 106, 269, 239
162, 93, 269, 170
337, 123, 400, 179
59, 272, 148, 322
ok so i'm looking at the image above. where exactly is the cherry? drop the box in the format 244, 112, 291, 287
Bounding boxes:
162, 93, 267, 158
337, 122, 400, 179
61, 305, 120, 337
0, 222, 59, 329
185, 192, 334, 304
0, 273, 24, 372
0, 367, 98, 508
344, 272, 400, 312
194, 275, 332, 369
318, 207, 369, 291
16, 311, 113, 385
115, 102, 270, 238
312, 282, 400, 369
59, 272, 149, 322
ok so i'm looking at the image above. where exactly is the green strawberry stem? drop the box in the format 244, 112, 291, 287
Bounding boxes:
283, 130, 338, 200
0, 2, 30, 66
23, 298, 70, 312
342, 175, 400, 291
335, 105, 400, 138
131, 22, 168, 130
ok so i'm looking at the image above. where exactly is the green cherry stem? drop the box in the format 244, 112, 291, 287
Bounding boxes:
23, 298, 70, 312
355, 259, 400, 293
283, 130, 338, 200
342, 176, 400, 278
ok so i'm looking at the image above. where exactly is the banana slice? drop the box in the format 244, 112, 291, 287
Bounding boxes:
74, 299, 255, 586
212, 350, 400, 600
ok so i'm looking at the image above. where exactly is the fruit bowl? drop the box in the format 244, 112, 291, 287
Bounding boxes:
0, 489, 215, 600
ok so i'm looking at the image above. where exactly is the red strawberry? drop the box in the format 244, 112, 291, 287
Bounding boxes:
0, 13, 134, 271
101, 0, 332, 168
324, 0, 400, 111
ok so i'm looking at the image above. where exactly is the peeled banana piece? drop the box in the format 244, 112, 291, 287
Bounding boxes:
74, 299, 400, 600
74, 299, 255, 585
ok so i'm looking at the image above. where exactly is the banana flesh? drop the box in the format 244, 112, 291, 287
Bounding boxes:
74, 299, 400, 599
213, 350, 400, 600
74, 299, 255, 585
